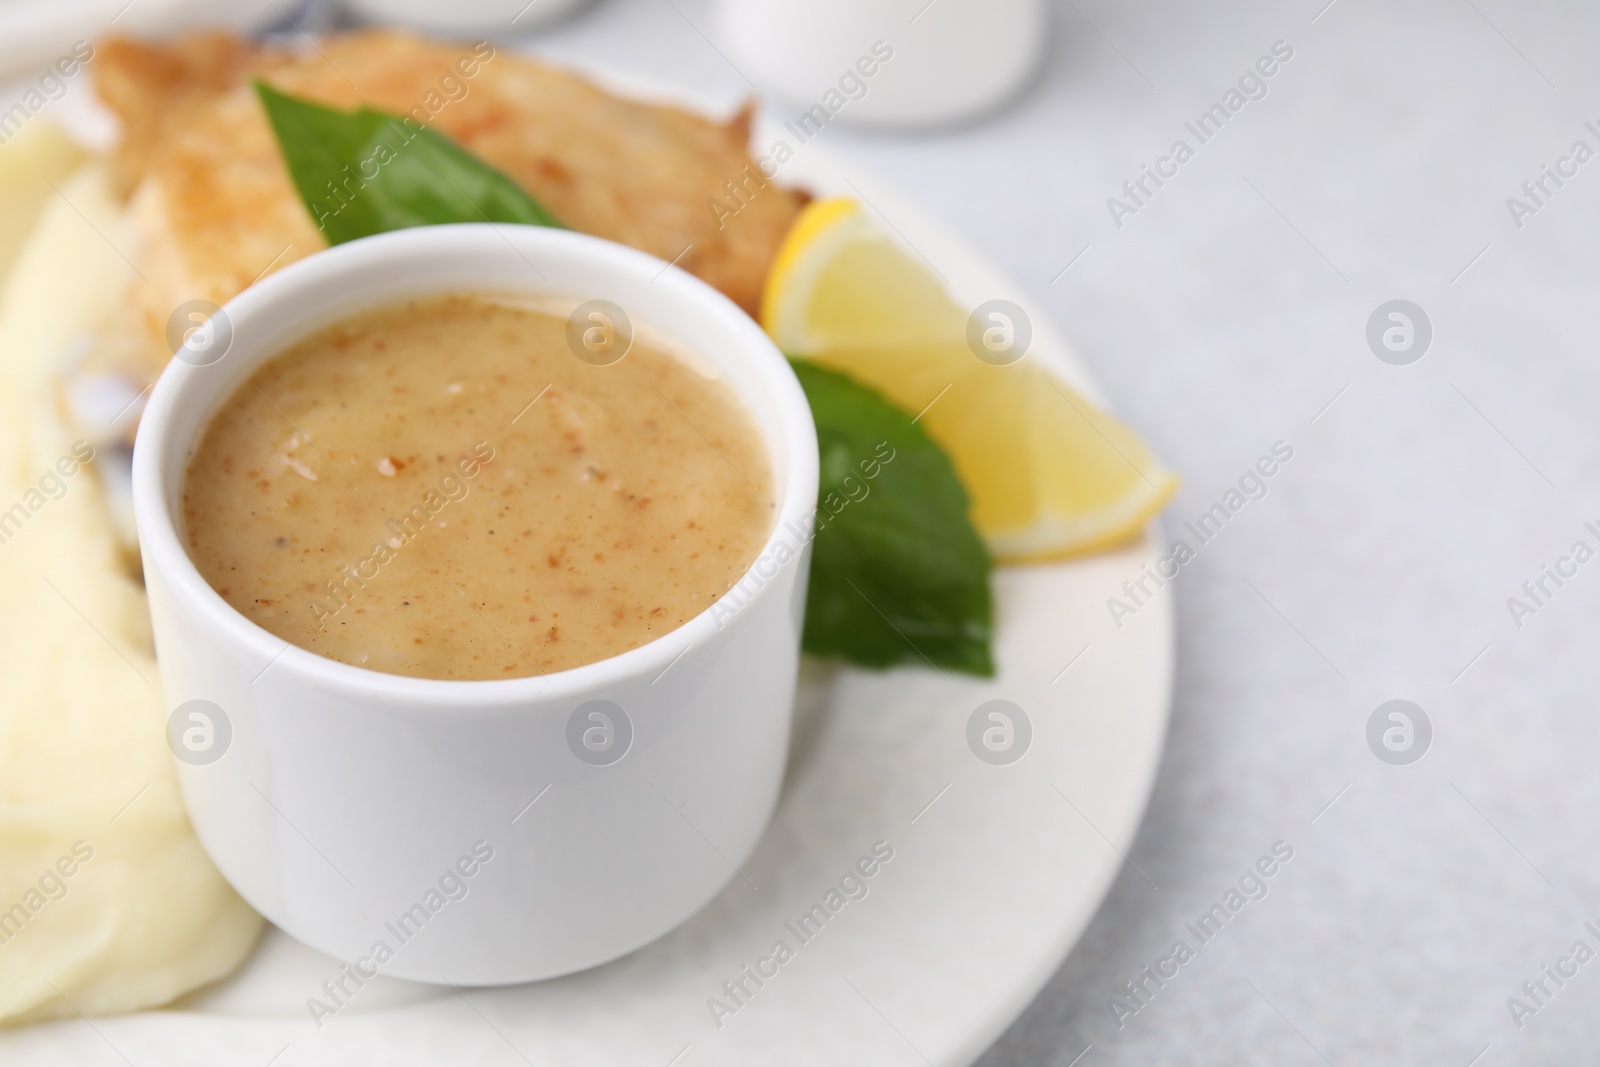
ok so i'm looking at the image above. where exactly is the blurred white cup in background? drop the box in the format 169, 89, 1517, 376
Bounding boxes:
340, 0, 594, 34
714, 0, 1047, 129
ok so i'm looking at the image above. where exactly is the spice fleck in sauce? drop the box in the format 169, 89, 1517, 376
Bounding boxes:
182, 294, 773, 680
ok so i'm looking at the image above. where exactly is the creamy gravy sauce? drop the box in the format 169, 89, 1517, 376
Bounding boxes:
183, 294, 773, 680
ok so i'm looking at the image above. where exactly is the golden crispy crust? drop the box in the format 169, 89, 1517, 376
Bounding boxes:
95, 34, 258, 200
94, 30, 802, 322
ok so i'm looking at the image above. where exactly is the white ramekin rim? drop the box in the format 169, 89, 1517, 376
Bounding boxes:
132, 223, 819, 711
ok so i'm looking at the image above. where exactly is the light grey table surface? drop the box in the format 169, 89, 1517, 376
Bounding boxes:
526, 1, 1600, 1064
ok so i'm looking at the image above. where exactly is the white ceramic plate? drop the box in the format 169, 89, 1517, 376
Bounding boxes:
0, 58, 1173, 1067
0, 0, 291, 81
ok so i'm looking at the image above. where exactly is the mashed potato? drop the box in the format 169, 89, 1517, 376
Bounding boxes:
0, 150, 261, 1025
0, 122, 84, 285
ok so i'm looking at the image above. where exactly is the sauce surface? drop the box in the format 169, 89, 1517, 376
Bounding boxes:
183, 294, 773, 680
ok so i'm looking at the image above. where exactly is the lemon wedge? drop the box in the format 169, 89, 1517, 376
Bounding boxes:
762, 198, 1178, 562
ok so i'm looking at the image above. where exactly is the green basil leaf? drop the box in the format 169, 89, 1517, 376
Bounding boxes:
254, 81, 561, 244
791, 359, 994, 677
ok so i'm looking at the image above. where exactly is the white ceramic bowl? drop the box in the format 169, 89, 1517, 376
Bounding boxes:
131, 224, 819, 985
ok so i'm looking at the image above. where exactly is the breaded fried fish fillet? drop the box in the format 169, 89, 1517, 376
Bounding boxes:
94, 29, 802, 383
